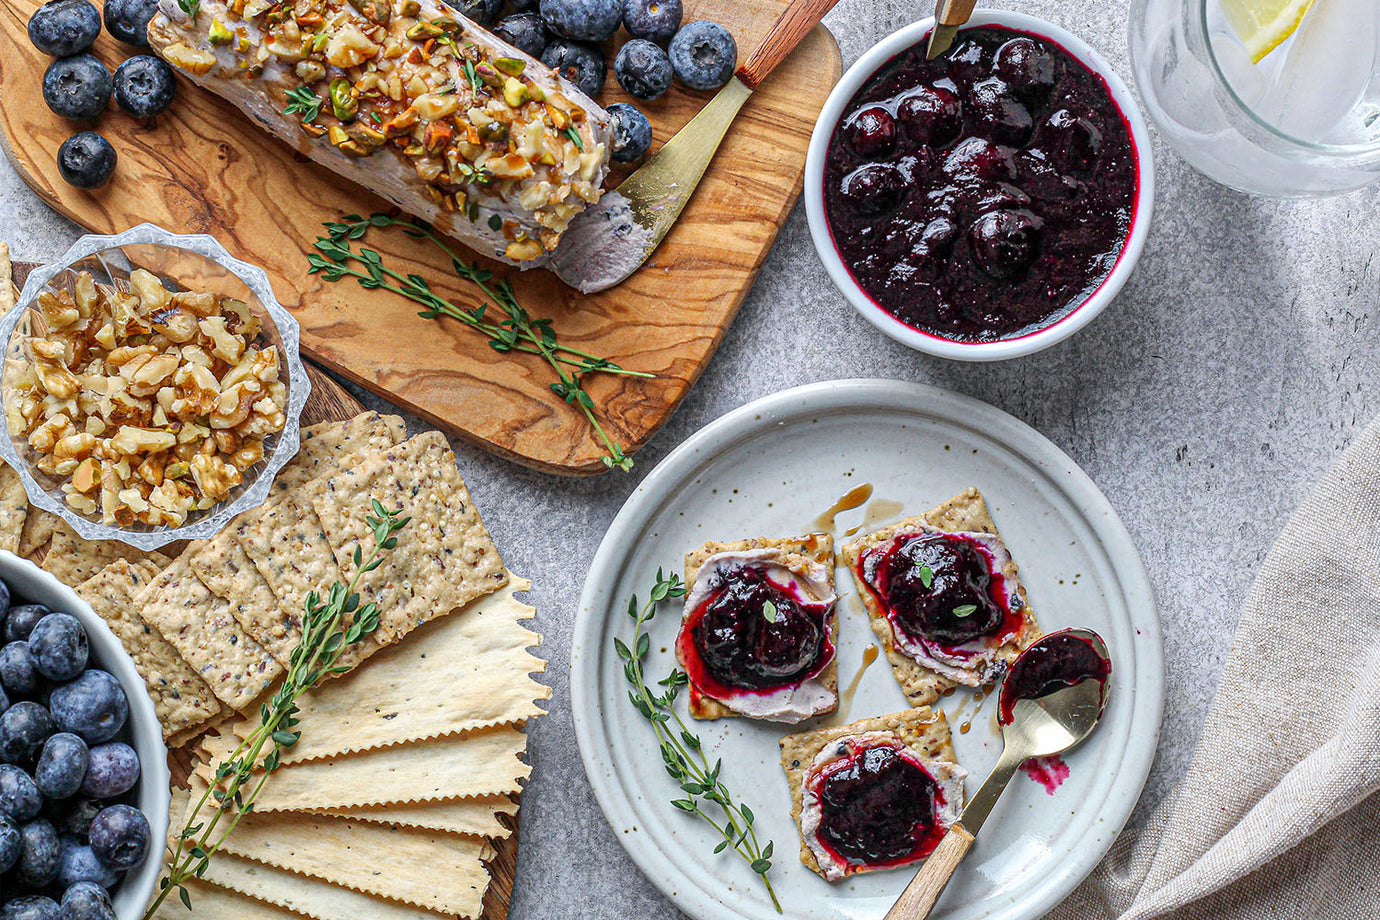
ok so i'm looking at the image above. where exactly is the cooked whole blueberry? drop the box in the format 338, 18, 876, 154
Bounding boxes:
0, 765, 40, 822
79, 743, 138, 799
14, 818, 60, 888
622, 0, 681, 44
3, 607, 48, 645
840, 162, 907, 214
539, 0, 621, 42
967, 78, 1033, 146
668, 20, 737, 91
48, 671, 126, 745
42, 55, 111, 122
969, 209, 1043, 280
57, 133, 118, 190
817, 745, 940, 865
606, 102, 652, 163
946, 37, 991, 86
993, 37, 1058, 100
493, 13, 549, 58
896, 85, 962, 148
615, 39, 673, 100
844, 106, 896, 158
1036, 107, 1103, 176
48, 796, 105, 840
0, 703, 56, 767
29, 615, 88, 683
0, 896, 61, 920
112, 55, 176, 120
87, 804, 149, 871
60, 882, 114, 920
540, 39, 606, 97
450, 0, 501, 25
0, 645, 39, 700
101, 0, 158, 46
35, 733, 88, 801
867, 534, 1008, 645
27, 0, 102, 58
941, 136, 1018, 184
58, 836, 120, 889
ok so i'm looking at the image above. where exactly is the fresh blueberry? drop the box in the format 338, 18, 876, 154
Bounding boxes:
113, 55, 176, 120
540, 0, 621, 42
622, 0, 681, 44
29, 616, 87, 684
614, 39, 672, 100
35, 733, 87, 801
606, 102, 651, 162
969, 209, 1043, 280
3, 608, 47, 645
0, 582, 11, 629
0, 765, 43, 822
87, 804, 148, 872
540, 39, 606, 97
47, 796, 104, 840
668, 20, 736, 91
0, 896, 60, 920
993, 37, 1058, 101
451, 0, 501, 25
42, 55, 111, 122
0, 646, 39, 701
508, 0, 538, 8
79, 743, 137, 799
896, 84, 963, 148
59, 883, 114, 920
58, 133, 118, 190
13, 819, 60, 888
968, 78, 1032, 146
839, 162, 907, 214
57, 836, 120, 888
27, 0, 102, 58
493, 13, 549, 58
844, 105, 896, 158
102, 0, 158, 46
0, 702, 55, 765
48, 672, 126, 746
0, 814, 19, 873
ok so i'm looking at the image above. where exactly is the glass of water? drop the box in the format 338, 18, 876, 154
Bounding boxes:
1130, 0, 1380, 196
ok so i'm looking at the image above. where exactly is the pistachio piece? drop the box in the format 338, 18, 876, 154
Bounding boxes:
432, 17, 461, 34
423, 120, 453, 155
545, 103, 570, 130
474, 63, 504, 89
525, 80, 546, 103
502, 77, 528, 108
295, 59, 326, 83
399, 0, 420, 15
329, 77, 358, 123
328, 124, 350, 145
493, 57, 526, 77
477, 121, 508, 143
300, 122, 327, 138
405, 21, 443, 40
345, 0, 390, 25
346, 123, 387, 152
207, 19, 233, 45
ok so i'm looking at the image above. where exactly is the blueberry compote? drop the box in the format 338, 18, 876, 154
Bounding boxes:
998, 629, 1110, 724
680, 563, 833, 697
811, 740, 946, 869
824, 26, 1137, 341
859, 533, 1019, 650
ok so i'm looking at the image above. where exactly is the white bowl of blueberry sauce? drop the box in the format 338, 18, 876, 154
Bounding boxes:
805, 11, 1155, 361
0, 552, 168, 920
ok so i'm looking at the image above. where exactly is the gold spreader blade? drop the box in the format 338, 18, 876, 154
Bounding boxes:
927, 0, 980, 60
926, 23, 960, 59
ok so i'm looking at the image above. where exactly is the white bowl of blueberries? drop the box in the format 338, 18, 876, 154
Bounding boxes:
0, 554, 167, 920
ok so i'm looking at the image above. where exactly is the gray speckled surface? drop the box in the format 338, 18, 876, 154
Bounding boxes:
4, 0, 1379, 915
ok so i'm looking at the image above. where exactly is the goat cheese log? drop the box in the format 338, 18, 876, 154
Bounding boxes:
147, 0, 613, 267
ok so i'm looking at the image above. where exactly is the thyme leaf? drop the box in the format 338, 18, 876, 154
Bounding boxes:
177, 0, 200, 19
952, 604, 978, 618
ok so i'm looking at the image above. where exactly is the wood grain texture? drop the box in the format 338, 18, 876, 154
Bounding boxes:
737, 0, 842, 89
0, 1, 841, 475
883, 824, 975, 920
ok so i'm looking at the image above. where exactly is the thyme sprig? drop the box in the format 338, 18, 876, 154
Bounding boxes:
283, 87, 322, 123
618, 570, 782, 912
144, 502, 411, 919
309, 213, 649, 471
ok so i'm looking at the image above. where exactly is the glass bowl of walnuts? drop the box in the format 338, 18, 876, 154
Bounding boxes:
0, 225, 311, 550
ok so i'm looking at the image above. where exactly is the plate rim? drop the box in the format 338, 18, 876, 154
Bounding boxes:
572, 378, 1164, 920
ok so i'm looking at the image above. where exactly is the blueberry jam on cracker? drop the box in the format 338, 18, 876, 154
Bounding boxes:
823, 25, 1137, 341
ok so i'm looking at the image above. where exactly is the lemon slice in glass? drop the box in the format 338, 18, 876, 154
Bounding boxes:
1220, 0, 1318, 62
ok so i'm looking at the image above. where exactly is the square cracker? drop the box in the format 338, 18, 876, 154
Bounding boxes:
235, 494, 342, 634
0, 463, 27, 554
681, 534, 837, 720
840, 488, 1041, 707
41, 522, 171, 586
135, 559, 282, 710
307, 431, 507, 654
275, 412, 408, 495
77, 561, 223, 741
779, 707, 957, 877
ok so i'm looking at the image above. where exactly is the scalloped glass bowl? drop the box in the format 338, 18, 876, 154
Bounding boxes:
0, 225, 311, 550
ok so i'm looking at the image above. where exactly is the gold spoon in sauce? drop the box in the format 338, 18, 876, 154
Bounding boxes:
884, 628, 1111, 920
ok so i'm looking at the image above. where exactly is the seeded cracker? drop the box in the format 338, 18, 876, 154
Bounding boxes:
41, 521, 172, 586
0, 463, 27, 554
0, 242, 15, 311
235, 495, 343, 635
18, 509, 59, 559
77, 561, 223, 741
231, 577, 548, 764
308, 431, 508, 651
313, 795, 515, 839
136, 559, 283, 710
274, 412, 408, 495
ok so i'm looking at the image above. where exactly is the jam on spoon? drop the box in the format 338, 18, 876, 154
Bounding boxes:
998, 628, 1110, 725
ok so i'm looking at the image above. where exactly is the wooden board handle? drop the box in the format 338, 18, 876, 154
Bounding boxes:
883, 823, 975, 920
735, 0, 841, 89
935, 0, 980, 27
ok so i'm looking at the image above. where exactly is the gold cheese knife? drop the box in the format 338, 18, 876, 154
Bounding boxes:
926, 0, 980, 59
552, 0, 841, 293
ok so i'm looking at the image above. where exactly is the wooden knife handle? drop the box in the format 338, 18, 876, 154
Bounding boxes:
935, 0, 980, 27
735, 0, 842, 90
882, 823, 975, 920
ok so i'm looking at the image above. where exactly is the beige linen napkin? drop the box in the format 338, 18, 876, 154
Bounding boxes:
1048, 420, 1380, 920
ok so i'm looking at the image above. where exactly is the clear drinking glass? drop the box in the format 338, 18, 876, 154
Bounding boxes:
1130, 0, 1380, 196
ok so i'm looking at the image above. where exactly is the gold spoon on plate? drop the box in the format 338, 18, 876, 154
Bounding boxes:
884, 628, 1111, 920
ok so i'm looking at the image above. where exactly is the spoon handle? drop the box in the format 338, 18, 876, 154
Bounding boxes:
882, 823, 974, 920
736, 0, 842, 90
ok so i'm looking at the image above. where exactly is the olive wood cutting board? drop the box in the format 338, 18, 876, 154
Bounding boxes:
18, 254, 521, 920
0, 1, 842, 475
